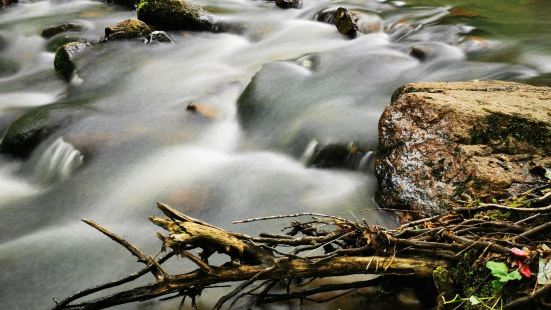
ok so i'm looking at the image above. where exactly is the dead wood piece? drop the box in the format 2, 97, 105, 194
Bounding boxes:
56, 255, 447, 310
53, 200, 551, 310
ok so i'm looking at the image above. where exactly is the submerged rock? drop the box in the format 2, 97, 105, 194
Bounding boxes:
54, 41, 90, 81
306, 141, 366, 170
41, 23, 85, 39
275, 0, 302, 9
45, 33, 86, 52
376, 81, 551, 217
0, 58, 19, 77
137, 0, 215, 31
101, 18, 151, 42
0, 103, 89, 158
145, 31, 174, 45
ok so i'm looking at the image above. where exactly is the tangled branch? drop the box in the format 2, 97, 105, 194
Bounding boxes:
52, 185, 551, 309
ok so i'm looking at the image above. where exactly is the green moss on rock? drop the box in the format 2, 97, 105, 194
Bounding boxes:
103, 18, 151, 41
54, 41, 90, 81
471, 112, 551, 154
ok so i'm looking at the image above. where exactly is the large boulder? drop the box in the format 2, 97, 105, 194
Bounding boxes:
376, 81, 551, 217
137, 0, 216, 31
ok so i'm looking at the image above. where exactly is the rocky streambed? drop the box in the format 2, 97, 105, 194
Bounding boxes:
0, 0, 550, 309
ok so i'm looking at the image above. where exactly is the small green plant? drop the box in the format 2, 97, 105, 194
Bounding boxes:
442, 261, 521, 309
442, 294, 502, 309
486, 261, 521, 293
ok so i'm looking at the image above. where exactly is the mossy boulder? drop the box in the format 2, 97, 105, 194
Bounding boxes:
54, 41, 90, 81
0, 103, 89, 158
41, 23, 85, 39
376, 81, 551, 217
101, 18, 151, 42
137, 0, 215, 31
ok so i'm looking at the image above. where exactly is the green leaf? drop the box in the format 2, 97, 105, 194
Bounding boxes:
486, 261, 522, 282
491, 280, 504, 293
506, 270, 522, 281
469, 296, 481, 305
486, 261, 509, 277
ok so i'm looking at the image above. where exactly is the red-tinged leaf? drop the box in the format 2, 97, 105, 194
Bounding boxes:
511, 247, 528, 258
519, 264, 531, 278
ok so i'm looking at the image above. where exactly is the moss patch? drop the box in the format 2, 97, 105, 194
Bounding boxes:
471, 112, 551, 153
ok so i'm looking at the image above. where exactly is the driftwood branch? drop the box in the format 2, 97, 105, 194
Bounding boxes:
52, 186, 551, 310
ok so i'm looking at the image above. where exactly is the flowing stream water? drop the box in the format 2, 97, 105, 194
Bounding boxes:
0, 0, 550, 309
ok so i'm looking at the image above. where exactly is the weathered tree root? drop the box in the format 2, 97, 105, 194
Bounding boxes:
52, 186, 551, 309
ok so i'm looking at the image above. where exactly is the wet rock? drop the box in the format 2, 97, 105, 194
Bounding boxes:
109, 0, 139, 8
0, 58, 19, 77
145, 31, 174, 45
409, 46, 429, 61
45, 33, 87, 52
54, 41, 90, 81
137, 0, 216, 31
376, 81, 551, 218
0, 0, 15, 8
41, 23, 85, 39
306, 141, 366, 170
101, 18, 151, 42
275, 0, 302, 9
0, 103, 89, 158
333, 7, 382, 37
334, 7, 358, 37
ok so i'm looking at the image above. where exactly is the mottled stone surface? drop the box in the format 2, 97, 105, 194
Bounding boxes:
137, 0, 215, 31
376, 81, 551, 218
54, 41, 90, 81
103, 18, 151, 41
